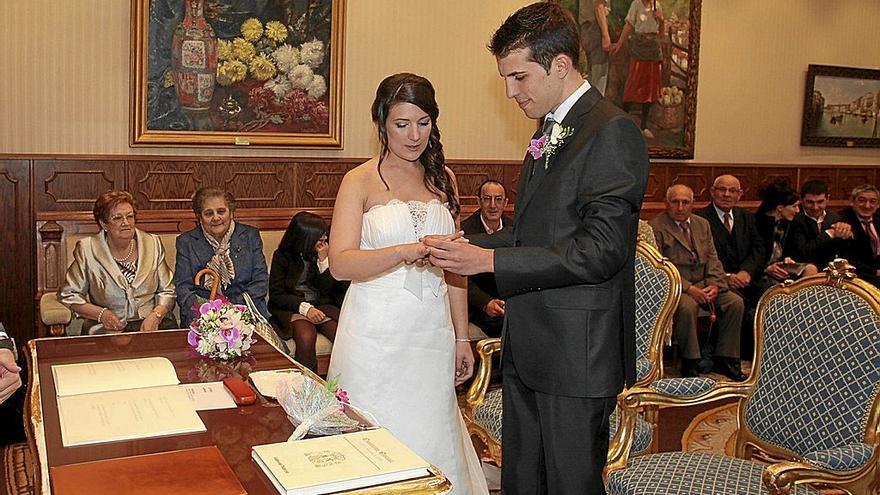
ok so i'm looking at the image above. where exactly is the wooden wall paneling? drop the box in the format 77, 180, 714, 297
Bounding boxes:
447, 162, 508, 208
667, 164, 712, 201
836, 168, 877, 201
0, 159, 34, 344
127, 160, 205, 210
33, 160, 125, 212
295, 160, 358, 209
215, 162, 294, 208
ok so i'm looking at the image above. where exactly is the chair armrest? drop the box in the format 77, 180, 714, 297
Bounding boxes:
762, 445, 879, 495
40, 293, 71, 326
605, 381, 753, 480
465, 337, 500, 407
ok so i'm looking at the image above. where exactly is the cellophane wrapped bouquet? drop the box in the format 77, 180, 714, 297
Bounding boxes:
277, 374, 359, 440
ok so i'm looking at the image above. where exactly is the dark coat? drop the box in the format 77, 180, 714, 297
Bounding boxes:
695, 205, 765, 278
472, 87, 649, 397
461, 210, 512, 312
784, 210, 846, 267
174, 223, 270, 328
839, 207, 880, 286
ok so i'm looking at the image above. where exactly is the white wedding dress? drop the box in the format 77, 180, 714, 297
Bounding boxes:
328, 199, 488, 494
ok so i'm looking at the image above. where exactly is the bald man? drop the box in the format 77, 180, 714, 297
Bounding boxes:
650, 185, 746, 380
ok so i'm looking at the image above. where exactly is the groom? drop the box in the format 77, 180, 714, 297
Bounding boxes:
425, 3, 648, 493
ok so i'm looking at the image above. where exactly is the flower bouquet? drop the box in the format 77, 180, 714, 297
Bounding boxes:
187, 297, 256, 360
277, 374, 359, 441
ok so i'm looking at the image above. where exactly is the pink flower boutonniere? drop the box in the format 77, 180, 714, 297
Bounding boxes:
527, 123, 574, 168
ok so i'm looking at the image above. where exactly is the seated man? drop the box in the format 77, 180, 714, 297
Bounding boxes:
461, 180, 512, 337
695, 174, 764, 359
651, 185, 746, 380
785, 179, 852, 268
839, 184, 880, 286
0, 323, 22, 405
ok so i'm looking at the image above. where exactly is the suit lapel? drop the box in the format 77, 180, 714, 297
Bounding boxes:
131, 229, 152, 290
92, 233, 129, 289
515, 87, 603, 225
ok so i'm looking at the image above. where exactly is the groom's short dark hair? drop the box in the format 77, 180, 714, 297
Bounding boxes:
488, 2, 580, 73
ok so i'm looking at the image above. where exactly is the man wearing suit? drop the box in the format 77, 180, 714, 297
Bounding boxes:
696, 174, 764, 359
839, 184, 880, 286
425, 3, 648, 492
461, 180, 512, 337
652, 185, 746, 381
0, 323, 22, 405
785, 179, 852, 267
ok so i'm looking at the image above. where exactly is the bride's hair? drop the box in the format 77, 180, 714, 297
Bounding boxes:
371, 73, 459, 217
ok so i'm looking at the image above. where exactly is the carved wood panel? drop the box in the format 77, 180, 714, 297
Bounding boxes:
34, 160, 125, 211
0, 160, 33, 343
295, 161, 358, 208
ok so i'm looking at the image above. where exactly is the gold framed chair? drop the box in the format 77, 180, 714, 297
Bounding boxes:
606, 259, 880, 495
462, 241, 682, 466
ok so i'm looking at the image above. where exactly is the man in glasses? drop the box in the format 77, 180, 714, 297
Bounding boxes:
461, 180, 512, 338
696, 174, 765, 361
840, 184, 880, 286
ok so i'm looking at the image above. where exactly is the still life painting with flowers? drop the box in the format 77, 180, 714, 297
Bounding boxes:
131, 0, 344, 146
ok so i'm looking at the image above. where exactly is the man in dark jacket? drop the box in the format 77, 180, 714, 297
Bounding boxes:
461, 180, 512, 337
784, 179, 852, 268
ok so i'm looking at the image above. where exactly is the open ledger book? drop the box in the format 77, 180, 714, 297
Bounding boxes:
252, 428, 431, 495
52, 357, 206, 447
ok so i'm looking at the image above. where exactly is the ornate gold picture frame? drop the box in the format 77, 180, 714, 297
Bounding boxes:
131, 0, 345, 147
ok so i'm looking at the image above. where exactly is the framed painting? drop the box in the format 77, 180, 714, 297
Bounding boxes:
801, 64, 880, 148
131, 0, 345, 147
554, 0, 701, 158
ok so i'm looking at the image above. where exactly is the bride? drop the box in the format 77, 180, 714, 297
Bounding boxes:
327, 73, 488, 494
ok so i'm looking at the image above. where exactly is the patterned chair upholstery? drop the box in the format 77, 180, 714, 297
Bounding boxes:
462, 241, 680, 466
606, 260, 880, 495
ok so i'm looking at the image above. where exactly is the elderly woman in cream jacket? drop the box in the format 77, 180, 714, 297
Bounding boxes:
58, 191, 177, 334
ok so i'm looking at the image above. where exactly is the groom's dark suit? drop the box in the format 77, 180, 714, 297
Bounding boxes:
471, 86, 648, 492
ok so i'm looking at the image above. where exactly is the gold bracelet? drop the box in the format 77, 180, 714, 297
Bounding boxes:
97, 307, 108, 324
152, 310, 164, 319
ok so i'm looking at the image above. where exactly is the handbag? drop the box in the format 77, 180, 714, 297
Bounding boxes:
242, 292, 285, 350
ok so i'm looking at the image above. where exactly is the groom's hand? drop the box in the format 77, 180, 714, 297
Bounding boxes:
424, 235, 494, 276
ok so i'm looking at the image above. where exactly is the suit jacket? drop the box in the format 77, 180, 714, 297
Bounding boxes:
695, 205, 765, 278
268, 250, 344, 314
839, 207, 880, 286
472, 87, 648, 398
650, 213, 728, 291
461, 210, 512, 312
784, 210, 846, 267
174, 223, 270, 328
58, 229, 175, 321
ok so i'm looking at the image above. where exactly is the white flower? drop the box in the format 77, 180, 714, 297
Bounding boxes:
264, 76, 292, 100
299, 39, 325, 68
272, 44, 300, 74
288, 64, 315, 90
549, 123, 564, 145
307, 75, 327, 99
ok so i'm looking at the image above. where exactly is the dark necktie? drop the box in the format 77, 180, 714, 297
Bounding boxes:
862, 219, 880, 257
680, 221, 697, 261
722, 212, 733, 234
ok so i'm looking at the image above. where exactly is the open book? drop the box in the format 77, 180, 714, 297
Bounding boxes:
251, 428, 431, 495
52, 357, 206, 447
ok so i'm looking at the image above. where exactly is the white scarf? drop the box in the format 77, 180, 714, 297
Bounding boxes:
203, 221, 236, 290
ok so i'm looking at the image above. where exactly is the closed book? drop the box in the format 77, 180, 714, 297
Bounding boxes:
50, 446, 246, 495
251, 428, 430, 495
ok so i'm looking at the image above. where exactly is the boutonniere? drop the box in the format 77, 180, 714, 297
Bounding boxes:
528, 123, 574, 168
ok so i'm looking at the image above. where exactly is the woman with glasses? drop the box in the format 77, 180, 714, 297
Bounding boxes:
58, 190, 177, 334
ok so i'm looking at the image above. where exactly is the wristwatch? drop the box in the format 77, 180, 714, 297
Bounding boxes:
0, 330, 17, 361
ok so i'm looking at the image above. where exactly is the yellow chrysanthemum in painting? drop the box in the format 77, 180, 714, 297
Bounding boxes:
216, 60, 247, 86
231, 38, 256, 63
265, 21, 288, 43
249, 53, 277, 81
240, 18, 263, 42
217, 39, 232, 62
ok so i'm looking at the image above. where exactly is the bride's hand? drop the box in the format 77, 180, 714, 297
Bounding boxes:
454, 341, 475, 386
397, 242, 429, 264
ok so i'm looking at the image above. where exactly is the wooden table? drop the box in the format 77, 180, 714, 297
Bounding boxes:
25, 330, 451, 494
